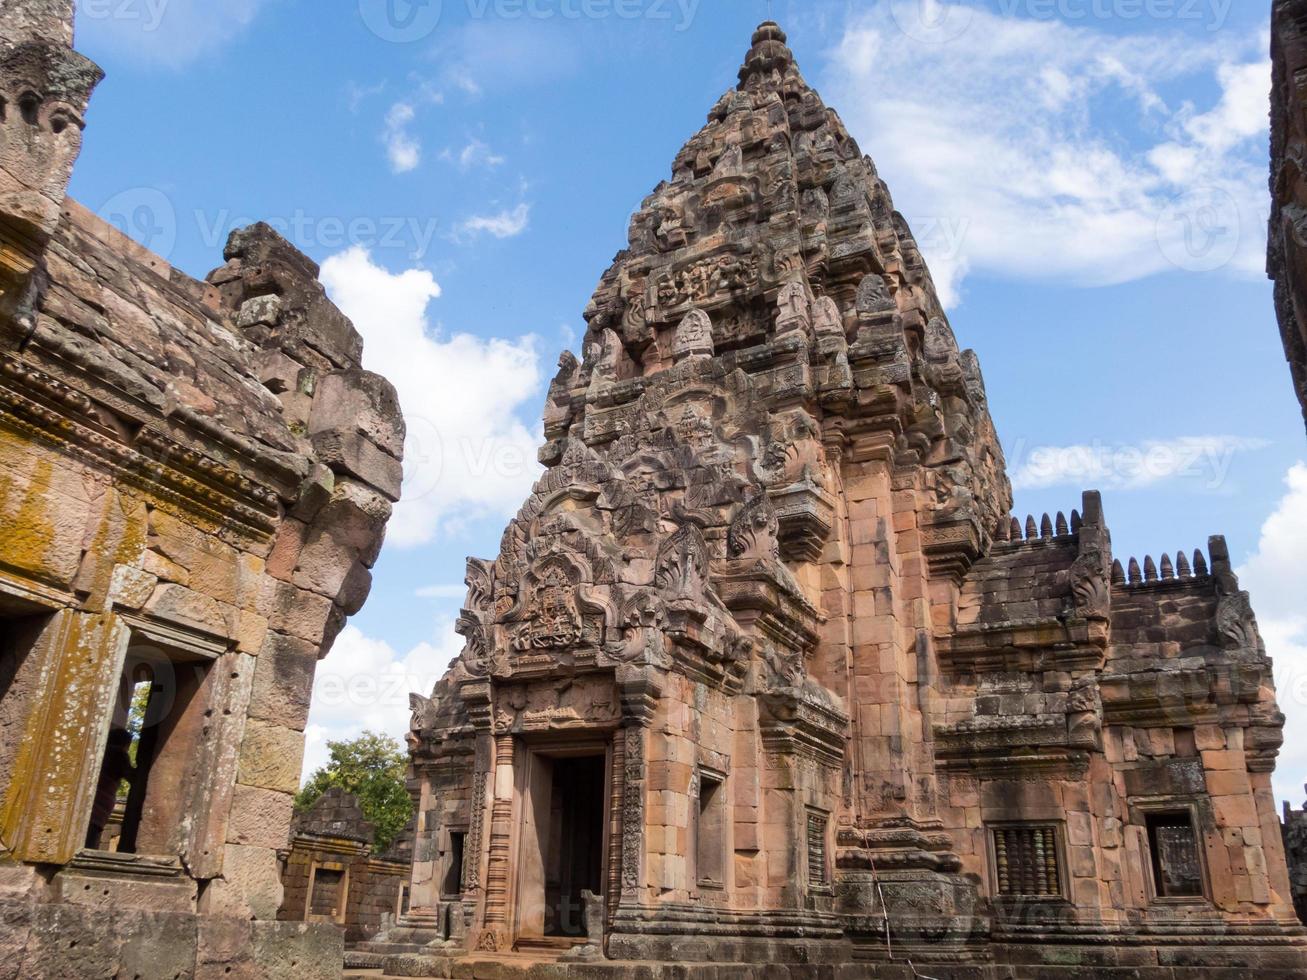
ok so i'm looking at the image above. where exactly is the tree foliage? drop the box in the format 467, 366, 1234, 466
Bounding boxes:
294, 731, 413, 852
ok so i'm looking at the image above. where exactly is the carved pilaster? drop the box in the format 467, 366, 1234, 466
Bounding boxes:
606, 731, 626, 920
620, 723, 647, 902
476, 732, 515, 951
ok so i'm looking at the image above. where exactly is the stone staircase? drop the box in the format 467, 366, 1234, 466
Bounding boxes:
346, 909, 448, 969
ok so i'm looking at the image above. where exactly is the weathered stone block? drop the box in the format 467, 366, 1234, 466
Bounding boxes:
248, 631, 317, 730
237, 720, 305, 794
227, 784, 295, 850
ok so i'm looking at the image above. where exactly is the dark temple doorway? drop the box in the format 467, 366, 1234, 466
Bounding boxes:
545, 755, 605, 937
517, 748, 607, 945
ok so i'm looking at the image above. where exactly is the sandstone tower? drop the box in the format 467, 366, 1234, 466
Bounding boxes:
0, 2, 404, 975
380, 22, 1307, 980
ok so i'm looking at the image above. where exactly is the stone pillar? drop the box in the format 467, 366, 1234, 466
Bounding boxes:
475, 731, 515, 951
606, 729, 625, 920
616, 669, 658, 912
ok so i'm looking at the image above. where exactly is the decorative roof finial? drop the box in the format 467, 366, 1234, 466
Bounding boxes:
739, 21, 795, 87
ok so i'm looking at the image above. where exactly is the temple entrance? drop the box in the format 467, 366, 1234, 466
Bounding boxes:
515, 746, 608, 946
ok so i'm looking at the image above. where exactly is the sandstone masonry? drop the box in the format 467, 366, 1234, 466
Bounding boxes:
0, 2, 404, 977
371, 21, 1307, 980
278, 788, 411, 955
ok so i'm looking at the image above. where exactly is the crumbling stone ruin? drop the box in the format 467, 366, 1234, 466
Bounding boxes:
371, 21, 1307, 980
278, 789, 411, 952
1271, 0, 1307, 434
0, 2, 404, 976
1283, 792, 1307, 924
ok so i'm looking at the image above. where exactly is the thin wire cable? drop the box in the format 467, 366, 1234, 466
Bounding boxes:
867, 849, 945, 980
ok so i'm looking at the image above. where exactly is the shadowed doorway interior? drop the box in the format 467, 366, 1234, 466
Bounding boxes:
517, 749, 607, 946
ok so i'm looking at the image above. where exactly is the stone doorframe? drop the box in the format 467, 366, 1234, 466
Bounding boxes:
509, 734, 614, 948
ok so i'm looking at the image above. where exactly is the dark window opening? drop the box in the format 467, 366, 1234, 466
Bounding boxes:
696, 773, 726, 889
443, 830, 467, 898
310, 867, 345, 918
87, 644, 210, 855
18, 93, 39, 126
992, 825, 1063, 898
807, 811, 829, 888
1147, 811, 1204, 899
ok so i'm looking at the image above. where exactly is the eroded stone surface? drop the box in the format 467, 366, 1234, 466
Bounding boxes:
0, 2, 400, 976
278, 788, 412, 947
377, 20, 1307, 980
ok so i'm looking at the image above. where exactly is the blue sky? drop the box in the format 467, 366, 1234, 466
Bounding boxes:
68, 0, 1307, 804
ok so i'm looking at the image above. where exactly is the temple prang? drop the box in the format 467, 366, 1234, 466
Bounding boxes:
359, 20, 1307, 980
0, 1, 404, 975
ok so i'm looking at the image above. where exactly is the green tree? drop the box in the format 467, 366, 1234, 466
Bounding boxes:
295, 731, 413, 852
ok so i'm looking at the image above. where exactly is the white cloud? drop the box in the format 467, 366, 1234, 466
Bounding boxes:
443, 138, 506, 171
300, 623, 461, 782
319, 246, 544, 546
1236, 464, 1307, 807
345, 80, 386, 114
383, 102, 421, 173
1009, 436, 1268, 492
458, 203, 531, 241
74, 0, 268, 68
822, 4, 1270, 307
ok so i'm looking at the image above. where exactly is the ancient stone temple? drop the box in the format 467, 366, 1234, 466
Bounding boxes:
1271, 0, 1307, 434
382, 21, 1307, 980
279, 789, 412, 949
0, 2, 404, 976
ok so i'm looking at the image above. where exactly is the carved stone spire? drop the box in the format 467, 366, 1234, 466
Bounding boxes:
738, 20, 795, 88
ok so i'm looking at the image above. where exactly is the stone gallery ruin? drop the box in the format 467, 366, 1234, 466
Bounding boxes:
3, 2, 1307, 979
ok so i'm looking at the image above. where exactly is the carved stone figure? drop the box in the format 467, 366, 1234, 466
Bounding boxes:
673, 308, 714, 362
855, 273, 895, 315
384, 18, 1307, 980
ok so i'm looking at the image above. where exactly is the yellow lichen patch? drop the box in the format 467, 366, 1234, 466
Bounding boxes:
73, 486, 149, 611
0, 432, 100, 585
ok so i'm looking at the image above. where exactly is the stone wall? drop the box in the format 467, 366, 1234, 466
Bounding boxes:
376, 20, 1307, 980
0, 2, 404, 977
278, 789, 410, 945
1271, 0, 1307, 434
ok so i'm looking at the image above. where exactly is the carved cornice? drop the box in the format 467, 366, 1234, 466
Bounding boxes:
937, 615, 1107, 674
0, 353, 281, 541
